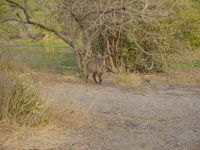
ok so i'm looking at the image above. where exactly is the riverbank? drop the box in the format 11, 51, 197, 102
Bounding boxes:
0, 38, 69, 47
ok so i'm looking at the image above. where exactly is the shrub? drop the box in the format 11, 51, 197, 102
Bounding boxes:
0, 71, 47, 126
0, 51, 47, 126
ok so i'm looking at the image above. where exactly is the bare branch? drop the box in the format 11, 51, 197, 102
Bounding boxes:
79, 7, 127, 22
4, 0, 73, 47
27, 20, 73, 47
0, 18, 24, 23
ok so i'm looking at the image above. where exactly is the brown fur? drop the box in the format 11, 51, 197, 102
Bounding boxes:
85, 55, 107, 84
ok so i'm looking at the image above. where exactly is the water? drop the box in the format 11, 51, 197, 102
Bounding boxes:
0, 45, 76, 74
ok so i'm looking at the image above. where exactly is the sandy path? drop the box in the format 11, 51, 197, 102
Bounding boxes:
1, 80, 200, 150
43, 82, 200, 150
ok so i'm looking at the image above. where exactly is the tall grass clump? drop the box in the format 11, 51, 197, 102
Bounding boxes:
0, 50, 47, 126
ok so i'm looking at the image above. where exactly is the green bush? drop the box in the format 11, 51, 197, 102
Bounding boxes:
95, 0, 200, 72
169, 0, 200, 47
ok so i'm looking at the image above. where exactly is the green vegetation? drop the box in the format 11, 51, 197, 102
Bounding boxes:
173, 63, 200, 69
13, 40, 69, 47
85, 0, 200, 72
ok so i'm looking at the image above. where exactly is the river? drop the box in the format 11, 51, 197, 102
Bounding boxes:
0, 45, 76, 74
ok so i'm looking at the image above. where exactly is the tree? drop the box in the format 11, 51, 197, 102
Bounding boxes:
1, 0, 189, 72
1, 0, 128, 71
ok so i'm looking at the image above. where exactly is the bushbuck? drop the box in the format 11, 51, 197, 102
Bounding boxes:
85, 55, 108, 84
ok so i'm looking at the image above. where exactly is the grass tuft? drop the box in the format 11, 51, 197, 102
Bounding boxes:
0, 71, 48, 126
115, 73, 141, 86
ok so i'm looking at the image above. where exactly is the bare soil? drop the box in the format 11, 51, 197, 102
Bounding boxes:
0, 73, 200, 150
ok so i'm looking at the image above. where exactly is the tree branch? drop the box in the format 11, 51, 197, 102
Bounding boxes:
0, 18, 24, 23
80, 7, 127, 22
5, 0, 74, 47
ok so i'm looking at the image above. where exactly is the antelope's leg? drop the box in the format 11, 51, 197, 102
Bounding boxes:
93, 73, 98, 84
86, 74, 89, 83
98, 73, 103, 84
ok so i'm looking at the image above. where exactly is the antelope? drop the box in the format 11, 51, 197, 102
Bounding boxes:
85, 55, 108, 84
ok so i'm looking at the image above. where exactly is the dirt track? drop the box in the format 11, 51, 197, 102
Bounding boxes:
1, 75, 200, 150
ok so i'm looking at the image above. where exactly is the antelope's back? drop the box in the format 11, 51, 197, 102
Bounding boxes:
86, 61, 98, 73
86, 60, 104, 74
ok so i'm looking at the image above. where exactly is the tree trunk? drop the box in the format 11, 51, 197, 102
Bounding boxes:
108, 56, 117, 72
74, 53, 83, 71
73, 46, 83, 72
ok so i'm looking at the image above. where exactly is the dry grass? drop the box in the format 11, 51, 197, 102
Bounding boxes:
46, 102, 92, 129
0, 71, 49, 126
157, 49, 200, 86
30, 72, 77, 86
115, 73, 141, 86
168, 68, 200, 86
0, 50, 49, 127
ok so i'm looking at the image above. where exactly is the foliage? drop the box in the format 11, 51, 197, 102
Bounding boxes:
94, 0, 200, 72
0, 23, 20, 39
167, 0, 200, 47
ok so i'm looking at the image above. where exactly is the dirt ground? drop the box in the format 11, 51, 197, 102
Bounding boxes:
0, 73, 200, 150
